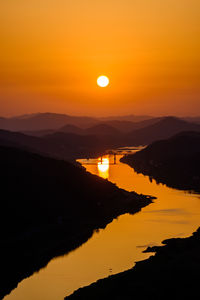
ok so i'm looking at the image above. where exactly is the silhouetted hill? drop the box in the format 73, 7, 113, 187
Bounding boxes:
2, 116, 200, 160
21, 118, 161, 136
121, 131, 200, 192
59, 124, 84, 135
66, 227, 200, 300
100, 118, 161, 133
0, 113, 99, 131
0, 145, 150, 239
22, 129, 55, 137
128, 116, 200, 145
0, 129, 48, 154
2, 117, 199, 163
43, 131, 128, 157
100, 114, 154, 122
0, 145, 153, 299
84, 124, 120, 135
132, 131, 200, 160
183, 116, 200, 124
57, 119, 161, 135
0, 117, 6, 129
0, 117, 5, 122
22, 125, 84, 137
101, 120, 135, 132
0, 129, 108, 161
0, 113, 157, 135
43, 131, 108, 158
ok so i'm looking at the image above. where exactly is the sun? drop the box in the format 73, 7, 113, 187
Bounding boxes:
97, 75, 109, 87
98, 158, 109, 172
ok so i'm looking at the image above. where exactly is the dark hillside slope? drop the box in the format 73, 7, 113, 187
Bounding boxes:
121, 131, 200, 191
42, 131, 113, 157
0, 146, 152, 299
22, 129, 55, 137
0, 129, 107, 161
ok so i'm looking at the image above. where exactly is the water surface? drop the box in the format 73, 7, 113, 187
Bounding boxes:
4, 152, 200, 300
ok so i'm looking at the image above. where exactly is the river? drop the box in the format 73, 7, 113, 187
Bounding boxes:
4, 151, 200, 300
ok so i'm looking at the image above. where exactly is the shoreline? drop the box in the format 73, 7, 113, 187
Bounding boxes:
65, 151, 200, 300
120, 154, 200, 193
66, 227, 200, 299
1, 185, 154, 300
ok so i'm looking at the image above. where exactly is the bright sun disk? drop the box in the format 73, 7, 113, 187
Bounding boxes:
97, 76, 109, 87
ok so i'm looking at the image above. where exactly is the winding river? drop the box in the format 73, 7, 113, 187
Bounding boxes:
4, 151, 200, 300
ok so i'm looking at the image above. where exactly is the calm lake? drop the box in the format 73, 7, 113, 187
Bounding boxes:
4, 150, 200, 300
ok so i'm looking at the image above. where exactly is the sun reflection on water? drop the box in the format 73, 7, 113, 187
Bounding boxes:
97, 157, 109, 179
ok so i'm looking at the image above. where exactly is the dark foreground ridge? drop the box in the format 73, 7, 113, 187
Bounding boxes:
66, 227, 200, 300
0, 146, 154, 299
121, 131, 200, 192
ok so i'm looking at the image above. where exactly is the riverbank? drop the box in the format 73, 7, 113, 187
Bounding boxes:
0, 146, 154, 300
66, 227, 200, 299
121, 132, 200, 193
5, 151, 200, 300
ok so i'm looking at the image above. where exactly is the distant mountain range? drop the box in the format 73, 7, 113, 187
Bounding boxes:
0, 113, 158, 132
0, 113, 99, 131
0, 116, 200, 162
99, 114, 154, 122
1, 114, 200, 144
1, 112, 200, 135
23, 119, 160, 137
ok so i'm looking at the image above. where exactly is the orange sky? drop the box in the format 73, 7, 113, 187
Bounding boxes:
0, 0, 200, 117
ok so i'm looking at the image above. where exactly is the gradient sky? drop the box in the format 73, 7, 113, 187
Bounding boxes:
1, 0, 200, 117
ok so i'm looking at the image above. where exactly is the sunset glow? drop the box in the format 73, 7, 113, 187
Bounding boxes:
98, 158, 109, 179
1, 1, 200, 299
1, 1, 200, 116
